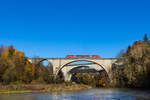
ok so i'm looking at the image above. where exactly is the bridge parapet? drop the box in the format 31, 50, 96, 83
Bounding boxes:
28, 57, 117, 60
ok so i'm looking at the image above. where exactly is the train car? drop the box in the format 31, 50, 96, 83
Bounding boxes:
66, 55, 100, 59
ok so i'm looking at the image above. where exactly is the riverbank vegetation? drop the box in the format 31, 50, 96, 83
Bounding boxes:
111, 34, 150, 89
0, 83, 91, 94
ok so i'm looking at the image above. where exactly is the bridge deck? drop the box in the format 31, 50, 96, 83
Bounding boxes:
28, 58, 117, 60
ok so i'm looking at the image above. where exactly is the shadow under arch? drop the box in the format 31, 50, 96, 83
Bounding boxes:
69, 65, 102, 82
55, 60, 110, 80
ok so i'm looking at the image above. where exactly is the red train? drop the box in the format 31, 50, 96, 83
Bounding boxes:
66, 55, 100, 59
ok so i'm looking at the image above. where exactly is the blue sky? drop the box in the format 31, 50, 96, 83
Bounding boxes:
0, 0, 150, 58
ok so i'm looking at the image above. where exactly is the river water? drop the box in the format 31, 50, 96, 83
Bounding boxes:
0, 88, 150, 100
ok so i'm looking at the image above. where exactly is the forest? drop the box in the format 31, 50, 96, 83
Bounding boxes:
111, 34, 150, 88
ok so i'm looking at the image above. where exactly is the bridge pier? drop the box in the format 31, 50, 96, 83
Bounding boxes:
63, 72, 72, 81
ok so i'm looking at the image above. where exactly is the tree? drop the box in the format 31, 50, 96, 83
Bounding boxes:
143, 33, 148, 42
14, 49, 19, 55
116, 49, 125, 58
19, 51, 25, 57
8, 45, 15, 57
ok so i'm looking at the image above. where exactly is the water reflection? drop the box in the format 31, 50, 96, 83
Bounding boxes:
0, 88, 150, 100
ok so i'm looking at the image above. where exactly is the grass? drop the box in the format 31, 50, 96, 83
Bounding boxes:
0, 83, 91, 94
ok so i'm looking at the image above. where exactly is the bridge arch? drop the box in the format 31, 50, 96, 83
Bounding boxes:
38, 59, 53, 66
37, 59, 53, 74
56, 59, 110, 80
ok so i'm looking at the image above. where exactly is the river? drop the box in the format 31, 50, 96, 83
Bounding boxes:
0, 88, 150, 100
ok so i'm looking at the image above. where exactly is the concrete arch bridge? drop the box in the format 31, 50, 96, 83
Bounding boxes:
28, 58, 117, 81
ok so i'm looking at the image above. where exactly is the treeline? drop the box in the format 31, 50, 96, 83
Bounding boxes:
112, 34, 150, 88
0, 45, 53, 85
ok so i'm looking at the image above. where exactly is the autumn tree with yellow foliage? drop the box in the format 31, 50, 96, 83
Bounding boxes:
0, 45, 53, 85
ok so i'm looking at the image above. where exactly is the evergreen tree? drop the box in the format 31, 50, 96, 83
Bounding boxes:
143, 33, 148, 42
